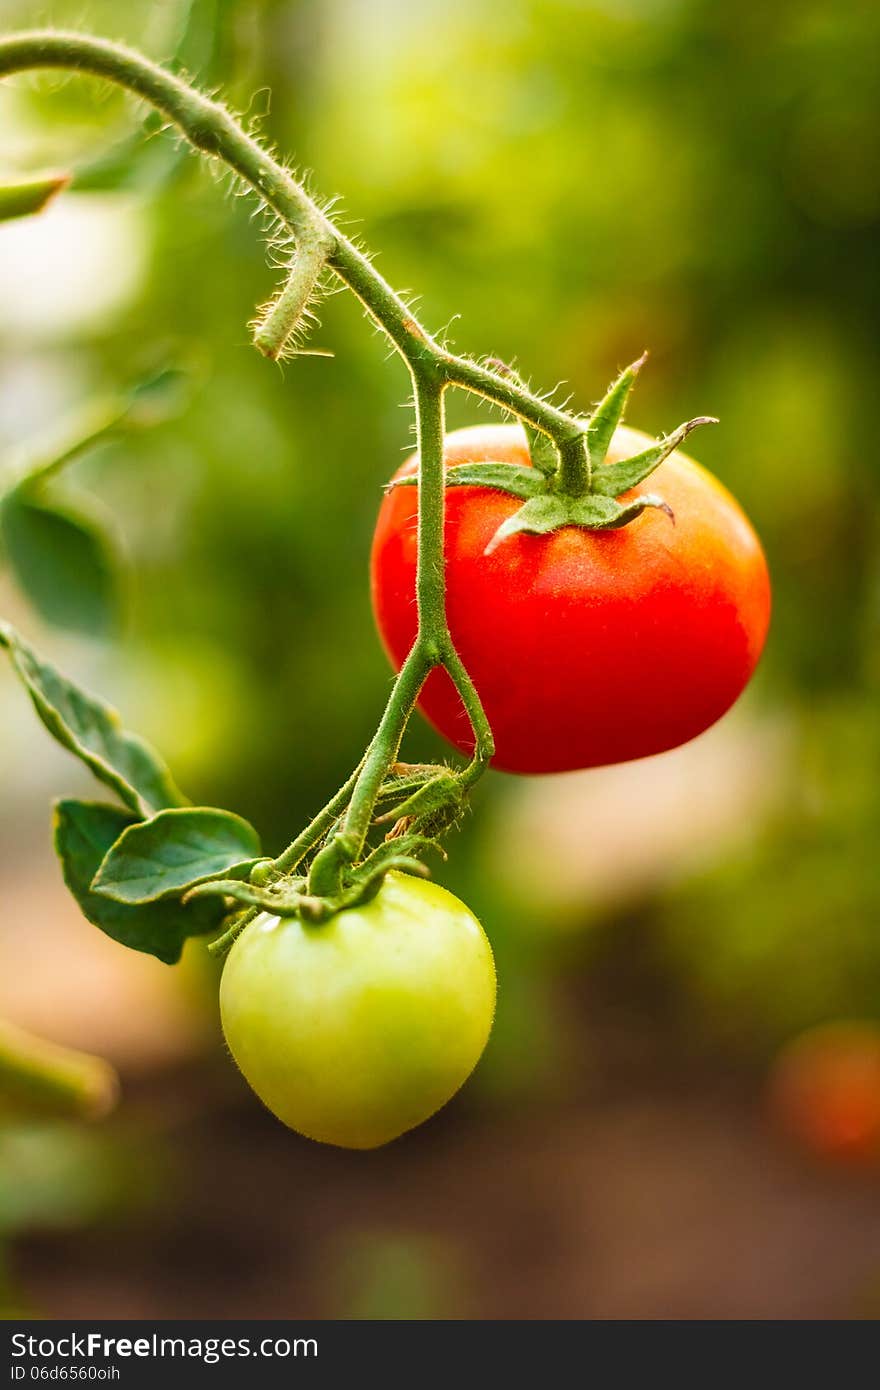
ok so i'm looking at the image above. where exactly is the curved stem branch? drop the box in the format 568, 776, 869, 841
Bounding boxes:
442, 352, 583, 443
252, 230, 330, 361
0, 31, 585, 442
441, 641, 495, 783
311, 368, 451, 876
333, 642, 432, 869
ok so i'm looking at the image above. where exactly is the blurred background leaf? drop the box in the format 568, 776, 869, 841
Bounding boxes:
0, 490, 120, 636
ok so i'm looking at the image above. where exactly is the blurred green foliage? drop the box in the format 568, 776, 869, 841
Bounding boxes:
334, 1230, 466, 1319
0, 0, 878, 1084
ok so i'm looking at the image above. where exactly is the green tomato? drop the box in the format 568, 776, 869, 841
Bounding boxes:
219, 871, 496, 1149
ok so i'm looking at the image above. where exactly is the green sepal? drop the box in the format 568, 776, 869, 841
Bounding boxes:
390, 461, 544, 501
585, 353, 647, 470
374, 765, 444, 806
184, 877, 306, 917
0, 490, 120, 637
336, 852, 433, 908
592, 416, 718, 497
0, 173, 69, 222
375, 772, 463, 824
484, 496, 569, 552
298, 841, 436, 921
362, 855, 429, 883
485, 491, 673, 552
598, 493, 675, 529
192, 835, 440, 924
90, 806, 262, 905
357, 834, 443, 873
248, 858, 280, 886
54, 800, 224, 964
0, 623, 185, 817
300, 867, 420, 922
307, 831, 360, 898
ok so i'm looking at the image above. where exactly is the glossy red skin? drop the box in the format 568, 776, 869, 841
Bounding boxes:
370, 423, 771, 774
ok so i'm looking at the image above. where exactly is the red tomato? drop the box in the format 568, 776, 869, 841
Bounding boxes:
768, 1023, 880, 1168
371, 423, 771, 774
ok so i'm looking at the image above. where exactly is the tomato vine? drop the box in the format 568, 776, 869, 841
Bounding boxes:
0, 34, 726, 977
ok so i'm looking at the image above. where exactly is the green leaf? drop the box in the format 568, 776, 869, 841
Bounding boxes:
0, 623, 184, 817
73, 128, 182, 194
585, 354, 648, 470
0, 173, 69, 222
592, 416, 718, 497
0, 491, 120, 637
91, 807, 262, 905
5, 367, 194, 503
54, 800, 223, 964
391, 461, 545, 501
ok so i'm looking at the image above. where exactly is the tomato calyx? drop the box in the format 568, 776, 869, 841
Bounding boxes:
190, 831, 443, 928
482, 489, 674, 554
389, 354, 717, 552
188, 758, 465, 939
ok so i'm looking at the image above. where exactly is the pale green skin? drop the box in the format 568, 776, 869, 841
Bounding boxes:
219, 872, 497, 1150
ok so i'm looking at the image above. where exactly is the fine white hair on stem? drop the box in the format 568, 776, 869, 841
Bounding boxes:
251, 236, 332, 361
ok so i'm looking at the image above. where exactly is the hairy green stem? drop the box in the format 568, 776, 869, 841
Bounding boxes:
316, 371, 451, 878
252, 229, 331, 360
441, 353, 583, 442
413, 372, 448, 637
441, 641, 495, 782
556, 434, 592, 497
206, 904, 258, 958
333, 643, 432, 869
0, 32, 584, 442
